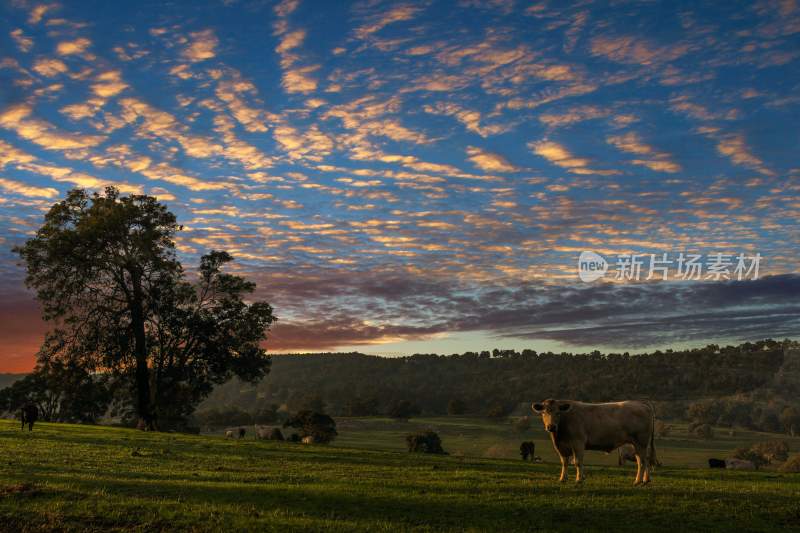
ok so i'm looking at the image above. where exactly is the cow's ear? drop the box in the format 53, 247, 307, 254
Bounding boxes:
532, 403, 544, 413
558, 403, 572, 412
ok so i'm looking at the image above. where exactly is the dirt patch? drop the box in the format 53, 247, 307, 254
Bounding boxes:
0, 483, 41, 497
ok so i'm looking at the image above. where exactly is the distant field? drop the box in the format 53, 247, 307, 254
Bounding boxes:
328, 416, 800, 467
1, 420, 799, 532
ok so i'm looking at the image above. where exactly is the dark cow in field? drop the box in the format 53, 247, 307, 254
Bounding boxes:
20, 404, 38, 431
708, 458, 726, 468
520, 441, 535, 461
532, 399, 657, 484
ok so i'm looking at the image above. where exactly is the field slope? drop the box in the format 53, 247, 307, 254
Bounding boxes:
0, 420, 798, 532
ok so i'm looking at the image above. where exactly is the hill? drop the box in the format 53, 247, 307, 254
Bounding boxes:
201, 340, 798, 424
0, 420, 798, 531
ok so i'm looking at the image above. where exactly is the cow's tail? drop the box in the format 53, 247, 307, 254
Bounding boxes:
645, 400, 660, 468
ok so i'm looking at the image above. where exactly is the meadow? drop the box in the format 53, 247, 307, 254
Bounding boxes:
1, 418, 799, 532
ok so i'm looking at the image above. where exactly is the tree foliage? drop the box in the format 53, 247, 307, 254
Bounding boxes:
15, 188, 275, 429
283, 410, 338, 444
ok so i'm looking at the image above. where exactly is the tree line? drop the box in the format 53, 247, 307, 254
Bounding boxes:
198, 339, 800, 435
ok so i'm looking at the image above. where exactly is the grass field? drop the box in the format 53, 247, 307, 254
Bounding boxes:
1, 419, 799, 532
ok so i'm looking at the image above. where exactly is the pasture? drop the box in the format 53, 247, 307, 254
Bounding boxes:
1, 419, 799, 532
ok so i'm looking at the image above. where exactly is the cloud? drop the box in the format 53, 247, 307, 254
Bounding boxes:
56, 37, 91, 55
539, 106, 609, 128
0, 177, 58, 198
590, 35, 689, 66
606, 132, 681, 173
282, 64, 320, 93
529, 140, 619, 175
354, 4, 421, 40
183, 29, 218, 62
32, 58, 68, 77
10, 29, 33, 52
91, 70, 128, 97
0, 104, 106, 150
423, 102, 511, 137
466, 146, 519, 172
715, 134, 774, 176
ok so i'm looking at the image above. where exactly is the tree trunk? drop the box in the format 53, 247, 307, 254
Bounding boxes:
130, 272, 156, 430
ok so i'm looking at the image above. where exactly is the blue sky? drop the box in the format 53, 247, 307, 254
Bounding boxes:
1, 0, 799, 371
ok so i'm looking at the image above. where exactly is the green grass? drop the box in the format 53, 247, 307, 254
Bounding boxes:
1, 419, 799, 532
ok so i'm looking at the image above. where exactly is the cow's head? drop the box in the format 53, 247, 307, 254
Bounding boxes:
532, 399, 571, 433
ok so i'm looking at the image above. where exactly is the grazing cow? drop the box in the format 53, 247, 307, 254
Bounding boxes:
225, 430, 234, 439
520, 441, 536, 461
708, 458, 726, 468
20, 404, 38, 432
532, 399, 657, 484
301, 436, 315, 444
725, 458, 754, 470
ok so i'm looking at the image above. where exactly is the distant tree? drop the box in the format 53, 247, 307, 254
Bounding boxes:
299, 394, 326, 413
0, 360, 109, 423
406, 431, 446, 454
346, 396, 380, 417
447, 398, 467, 416
692, 423, 715, 440
751, 441, 789, 464
254, 404, 280, 424
780, 407, 800, 437
15, 188, 275, 430
283, 410, 337, 444
733, 447, 768, 469
388, 400, 421, 420
486, 401, 509, 420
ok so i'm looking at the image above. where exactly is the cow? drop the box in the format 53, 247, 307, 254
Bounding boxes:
520, 441, 536, 461
238, 427, 246, 439
725, 458, 754, 470
708, 458, 726, 468
532, 399, 657, 484
20, 404, 38, 432
301, 436, 315, 444
225, 430, 234, 439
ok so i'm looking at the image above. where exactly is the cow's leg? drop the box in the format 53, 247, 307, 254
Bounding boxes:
558, 454, 568, 482
21, 417, 25, 431
573, 446, 586, 483
633, 444, 649, 485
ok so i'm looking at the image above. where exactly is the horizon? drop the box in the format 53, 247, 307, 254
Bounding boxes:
2, 0, 800, 373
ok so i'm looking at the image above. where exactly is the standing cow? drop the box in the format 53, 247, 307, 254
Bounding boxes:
520, 441, 536, 461
20, 403, 38, 432
532, 399, 657, 484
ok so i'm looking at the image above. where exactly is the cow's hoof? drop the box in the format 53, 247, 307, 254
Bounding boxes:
633, 480, 642, 486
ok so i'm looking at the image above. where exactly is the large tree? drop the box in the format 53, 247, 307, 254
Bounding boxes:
16, 188, 275, 429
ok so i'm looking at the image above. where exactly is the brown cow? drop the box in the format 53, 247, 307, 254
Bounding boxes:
532, 399, 657, 484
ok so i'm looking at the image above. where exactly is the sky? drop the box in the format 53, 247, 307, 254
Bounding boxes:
1, 0, 799, 373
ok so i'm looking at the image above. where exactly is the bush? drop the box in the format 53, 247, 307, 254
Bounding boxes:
733, 447, 768, 469
779, 454, 800, 473
406, 431, 446, 454
283, 410, 338, 444
751, 440, 789, 464
486, 402, 509, 420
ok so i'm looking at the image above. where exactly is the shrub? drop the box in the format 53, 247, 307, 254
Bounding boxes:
733, 447, 768, 469
751, 440, 789, 464
283, 410, 338, 444
406, 431, 446, 454
486, 402, 509, 420
779, 454, 800, 473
